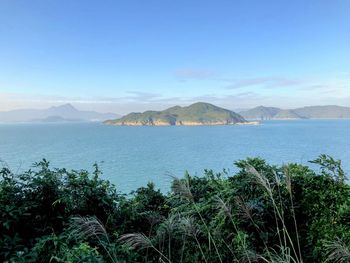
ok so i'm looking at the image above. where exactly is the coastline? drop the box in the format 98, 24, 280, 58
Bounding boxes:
104, 121, 260, 126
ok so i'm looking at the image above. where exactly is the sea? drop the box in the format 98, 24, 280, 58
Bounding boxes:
0, 120, 349, 193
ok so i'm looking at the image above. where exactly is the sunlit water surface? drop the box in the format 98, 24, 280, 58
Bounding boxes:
0, 120, 349, 193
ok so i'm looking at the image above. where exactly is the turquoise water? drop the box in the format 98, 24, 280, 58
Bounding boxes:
0, 120, 349, 193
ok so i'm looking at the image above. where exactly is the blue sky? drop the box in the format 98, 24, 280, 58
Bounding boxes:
0, 0, 349, 113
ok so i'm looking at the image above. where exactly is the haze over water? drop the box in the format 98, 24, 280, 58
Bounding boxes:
1, 120, 349, 193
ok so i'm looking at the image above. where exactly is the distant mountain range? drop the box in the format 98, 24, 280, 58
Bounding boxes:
2, 103, 349, 124
239, 105, 350, 120
0, 104, 120, 123
105, 102, 252, 126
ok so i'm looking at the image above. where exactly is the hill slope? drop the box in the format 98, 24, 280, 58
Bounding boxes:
273, 109, 304, 120
240, 105, 350, 120
239, 106, 282, 120
0, 104, 119, 123
293, 105, 350, 119
105, 102, 248, 126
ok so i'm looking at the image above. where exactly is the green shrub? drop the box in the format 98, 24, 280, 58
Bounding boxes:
0, 155, 349, 262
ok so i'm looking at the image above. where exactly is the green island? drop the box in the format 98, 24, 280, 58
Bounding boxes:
1, 155, 349, 262
104, 102, 258, 126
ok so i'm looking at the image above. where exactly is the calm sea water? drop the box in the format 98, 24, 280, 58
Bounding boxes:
0, 120, 349, 193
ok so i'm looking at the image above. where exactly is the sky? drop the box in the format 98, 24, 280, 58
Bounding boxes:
0, 0, 349, 114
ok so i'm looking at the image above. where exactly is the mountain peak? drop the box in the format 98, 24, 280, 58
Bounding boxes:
240, 106, 282, 120
186, 102, 222, 111
189, 102, 215, 107
240, 105, 350, 120
52, 103, 77, 111
0, 104, 119, 123
105, 102, 247, 126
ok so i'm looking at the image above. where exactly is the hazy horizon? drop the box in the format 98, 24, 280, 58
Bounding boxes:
2, 101, 350, 116
1, 1, 349, 114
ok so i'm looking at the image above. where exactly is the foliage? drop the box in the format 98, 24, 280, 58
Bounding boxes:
106, 102, 246, 125
0, 155, 349, 262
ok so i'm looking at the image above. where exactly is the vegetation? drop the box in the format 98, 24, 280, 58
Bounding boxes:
1, 155, 349, 262
104, 102, 246, 126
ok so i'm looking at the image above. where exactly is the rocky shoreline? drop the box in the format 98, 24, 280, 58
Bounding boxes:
104, 120, 260, 126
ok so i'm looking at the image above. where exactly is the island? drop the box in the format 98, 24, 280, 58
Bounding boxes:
104, 102, 258, 126
239, 105, 350, 120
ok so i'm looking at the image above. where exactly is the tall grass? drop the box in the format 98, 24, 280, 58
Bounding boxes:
68, 216, 117, 263
66, 160, 348, 263
244, 165, 302, 263
325, 238, 350, 263
115, 167, 303, 263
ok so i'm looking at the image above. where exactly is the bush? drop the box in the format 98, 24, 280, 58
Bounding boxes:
0, 155, 349, 262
